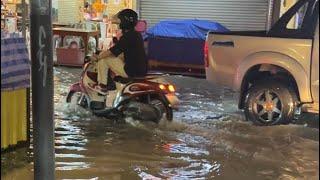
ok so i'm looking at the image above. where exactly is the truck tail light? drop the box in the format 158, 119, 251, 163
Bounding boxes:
204, 41, 209, 68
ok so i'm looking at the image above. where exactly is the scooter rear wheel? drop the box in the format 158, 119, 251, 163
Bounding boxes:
121, 98, 171, 123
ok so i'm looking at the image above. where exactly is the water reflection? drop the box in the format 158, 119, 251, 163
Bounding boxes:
158, 140, 220, 179
56, 162, 91, 171
1, 67, 318, 180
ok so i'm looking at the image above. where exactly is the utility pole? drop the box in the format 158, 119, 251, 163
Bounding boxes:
30, 0, 55, 179
21, 0, 26, 38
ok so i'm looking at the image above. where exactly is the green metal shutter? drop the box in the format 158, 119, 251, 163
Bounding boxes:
139, 0, 271, 31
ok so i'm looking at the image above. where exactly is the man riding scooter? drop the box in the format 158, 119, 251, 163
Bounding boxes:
89, 9, 147, 95
66, 9, 179, 122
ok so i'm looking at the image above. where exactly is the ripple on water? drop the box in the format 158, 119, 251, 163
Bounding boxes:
3, 68, 318, 179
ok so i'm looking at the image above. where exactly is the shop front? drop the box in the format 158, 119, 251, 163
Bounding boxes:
1, 33, 30, 151
52, 0, 138, 65
1, 0, 31, 152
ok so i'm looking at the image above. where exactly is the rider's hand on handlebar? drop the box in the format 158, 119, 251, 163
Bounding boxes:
90, 54, 99, 62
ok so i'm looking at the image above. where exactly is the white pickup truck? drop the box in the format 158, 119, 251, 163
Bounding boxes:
205, 0, 319, 125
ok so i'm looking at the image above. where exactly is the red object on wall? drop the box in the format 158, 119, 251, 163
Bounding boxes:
56, 48, 85, 67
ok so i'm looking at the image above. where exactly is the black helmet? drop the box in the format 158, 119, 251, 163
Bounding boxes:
117, 9, 138, 30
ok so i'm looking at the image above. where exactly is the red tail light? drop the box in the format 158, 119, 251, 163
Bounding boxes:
204, 41, 209, 68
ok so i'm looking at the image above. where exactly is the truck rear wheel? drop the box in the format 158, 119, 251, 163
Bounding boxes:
244, 79, 299, 126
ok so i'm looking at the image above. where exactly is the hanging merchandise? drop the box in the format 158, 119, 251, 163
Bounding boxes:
92, 0, 106, 19
1, 34, 31, 91
88, 36, 97, 54
98, 21, 107, 50
5, 17, 17, 33
58, 0, 84, 24
107, 0, 132, 18
64, 36, 82, 48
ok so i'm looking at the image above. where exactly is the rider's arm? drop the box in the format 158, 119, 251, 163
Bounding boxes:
97, 34, 127, 60
109, 34, 127, 57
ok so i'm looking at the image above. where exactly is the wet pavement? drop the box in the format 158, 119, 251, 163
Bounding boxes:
1, 67, 319, 180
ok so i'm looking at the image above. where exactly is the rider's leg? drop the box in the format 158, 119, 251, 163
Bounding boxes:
97, 56, 127, 88
105, 57, 127, 78
107, 70, 116, 90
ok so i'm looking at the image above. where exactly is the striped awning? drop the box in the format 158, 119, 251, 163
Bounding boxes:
1, 37, 30, 91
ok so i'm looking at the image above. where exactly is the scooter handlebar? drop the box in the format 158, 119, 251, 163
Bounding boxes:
96, 49, 102, 55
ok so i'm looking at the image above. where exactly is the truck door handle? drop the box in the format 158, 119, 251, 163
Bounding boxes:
212, 41, 234, 47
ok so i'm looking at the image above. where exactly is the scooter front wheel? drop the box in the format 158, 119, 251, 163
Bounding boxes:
68, 91, 89, 109
78, 94, 89, 109
150, 99, 173, 123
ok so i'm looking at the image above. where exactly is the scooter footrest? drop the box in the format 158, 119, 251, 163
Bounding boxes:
90, 101, 105, 110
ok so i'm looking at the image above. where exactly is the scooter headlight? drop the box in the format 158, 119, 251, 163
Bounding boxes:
168, 85, 175, 93
159, 84, 166, 90
159, 84, 176, 94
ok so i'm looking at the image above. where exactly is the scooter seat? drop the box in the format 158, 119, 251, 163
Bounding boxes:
113, 76, 156, 84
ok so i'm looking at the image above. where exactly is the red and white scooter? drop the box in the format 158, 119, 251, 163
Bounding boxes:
66, 53, 179, 123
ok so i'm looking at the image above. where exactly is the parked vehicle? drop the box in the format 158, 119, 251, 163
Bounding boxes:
205, 0, 319, 125
147, 19, 229, 76
66, 54, 179, 123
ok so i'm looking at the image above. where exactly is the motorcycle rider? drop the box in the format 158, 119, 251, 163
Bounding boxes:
90, 9, 147, 94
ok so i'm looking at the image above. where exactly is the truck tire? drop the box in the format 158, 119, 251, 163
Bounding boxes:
244, 79, 299, 126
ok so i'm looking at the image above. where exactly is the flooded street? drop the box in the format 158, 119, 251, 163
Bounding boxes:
1, 67, 319, 180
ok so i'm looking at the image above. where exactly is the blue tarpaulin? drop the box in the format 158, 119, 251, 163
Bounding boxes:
146, 19, 229, 40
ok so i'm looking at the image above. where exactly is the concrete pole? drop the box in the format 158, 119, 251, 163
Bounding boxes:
21, 0, 26, 38
30, 0, 55, 179
21, 0, 31, 150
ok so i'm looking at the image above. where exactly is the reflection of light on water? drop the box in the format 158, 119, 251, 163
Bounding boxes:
135, 167, 162, 180
55, 162, 91, 171
56, 154, 86, 158
3, 68, 315, 179
55, 139, 87, 146
157, 118, 188, 132
55, 146, 87, 151
156, 133, 219, 179
162, 143, 209, 156
56, 98, 92, 119
189, 93, 204, 97
62, 178, 99, 180
125, 117, 144, 127
135, 155, 221, 180
54, 97, 91, 170
160, 157, 221, 179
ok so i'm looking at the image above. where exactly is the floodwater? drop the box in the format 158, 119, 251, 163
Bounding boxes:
1, 67, 319, 180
